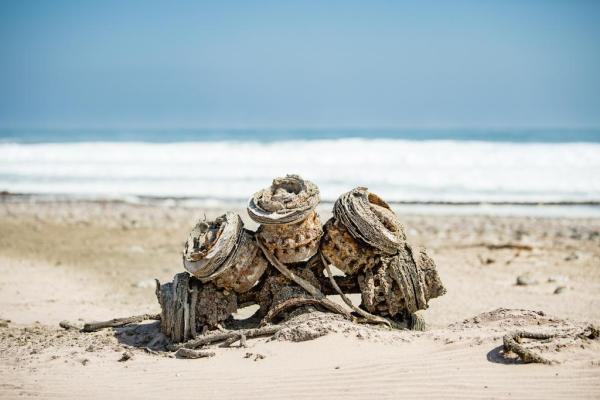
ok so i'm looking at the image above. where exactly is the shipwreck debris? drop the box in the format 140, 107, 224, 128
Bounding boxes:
82, 314, 160, 333
155, 180, 446, 343
73, 175, 449, 356
182, 212, 269, 293
321, 187, 445, 322
249, 175, 323, 264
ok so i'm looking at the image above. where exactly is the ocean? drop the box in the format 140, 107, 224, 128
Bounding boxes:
1, 129, 600, 215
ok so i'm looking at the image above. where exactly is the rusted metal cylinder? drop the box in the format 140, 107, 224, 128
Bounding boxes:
321, 187, 406, 275
320, 187, 445, 317
183, 212, 268, 293
248, 175, 323, 264
357, 244, 446, 318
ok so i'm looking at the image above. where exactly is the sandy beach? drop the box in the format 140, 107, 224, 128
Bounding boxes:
3, 1, 600, 398
1, 198, 599, 399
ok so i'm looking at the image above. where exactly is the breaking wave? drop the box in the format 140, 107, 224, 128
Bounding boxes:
1, 139, 599, 203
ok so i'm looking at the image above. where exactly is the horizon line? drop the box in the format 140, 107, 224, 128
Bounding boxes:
2, 125, 600, 131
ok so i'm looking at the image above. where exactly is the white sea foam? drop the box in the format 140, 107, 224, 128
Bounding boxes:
1, 139, 599, 203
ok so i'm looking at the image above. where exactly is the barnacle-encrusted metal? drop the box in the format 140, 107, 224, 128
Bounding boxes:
333, 187, 406, 255
156, 178, 447, 343
247, 174, 320, 224
183, 212, 268, 293
320, 217, 380, 275
358, 244, 446, 317
321, 187, 406, 275
321, 187, 445, 318
248, 175, 323, 263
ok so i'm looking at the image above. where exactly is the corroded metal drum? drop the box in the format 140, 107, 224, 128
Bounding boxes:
321, 187, 445, 317
321, 187, 406, 274
248, 175, 323, 264
156, 179, 447, 342
183, 212, 268, 293
358, 245, 446, 318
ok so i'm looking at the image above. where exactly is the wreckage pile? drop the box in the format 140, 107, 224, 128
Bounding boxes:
156, 175, 446, 343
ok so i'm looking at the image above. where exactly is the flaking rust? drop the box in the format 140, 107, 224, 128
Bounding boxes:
157, 176, 446, 342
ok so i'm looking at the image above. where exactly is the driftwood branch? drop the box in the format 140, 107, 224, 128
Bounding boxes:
503, 331, 556, 364
257, 239, 325, 299
221, 333, 248, 348
59, 320, 82, 331
257, 240, 355, 321
320, 254, 393, 328
486, 243, 533, 251
234, 275, 361, 307
458, 243, 534, 251
169, 325, 282, 351
82, 314, 161, 332
260, 297, 351, 326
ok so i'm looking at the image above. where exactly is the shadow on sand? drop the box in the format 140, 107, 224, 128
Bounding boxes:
486, 345, 524, 365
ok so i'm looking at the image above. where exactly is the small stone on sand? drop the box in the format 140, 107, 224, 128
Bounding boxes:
118, 350, 133, 362
554, 286, 567, 295
516, 274, 538, 286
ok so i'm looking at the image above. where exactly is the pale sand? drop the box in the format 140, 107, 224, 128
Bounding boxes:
1, 199, 599, 399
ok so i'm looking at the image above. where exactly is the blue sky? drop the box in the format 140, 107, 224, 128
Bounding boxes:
0, 0, 599, 128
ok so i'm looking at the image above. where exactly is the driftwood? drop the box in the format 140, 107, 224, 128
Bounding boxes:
458, 243, 534, 251
235, 274, 362, 305
260, 297, 351, 326
82, 314, 160, 332
221, 333, 247, 348
256, 239, 352, 320
169, 325, 282, 351
485, 243, 533, 251
156, 274, 238, 343
503, 331, 556, 364
59, 320, 81, 331
256, 239, 324, 299
156, 273, 191, 342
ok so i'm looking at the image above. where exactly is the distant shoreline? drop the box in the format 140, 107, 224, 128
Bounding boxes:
2, 190, 600, 206
3, 191, 600, 219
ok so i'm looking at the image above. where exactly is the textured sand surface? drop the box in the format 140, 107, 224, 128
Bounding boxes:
1, 199, 599, 399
